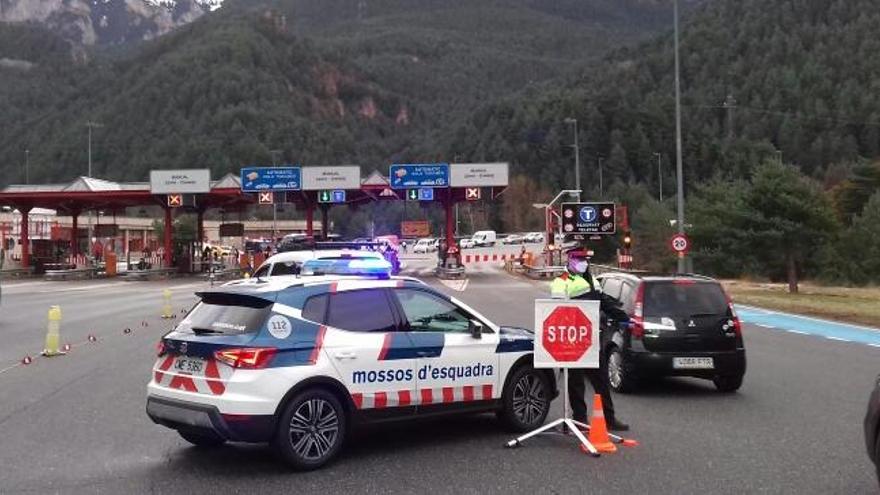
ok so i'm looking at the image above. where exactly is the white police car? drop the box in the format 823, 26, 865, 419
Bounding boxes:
146, 258, 555, 470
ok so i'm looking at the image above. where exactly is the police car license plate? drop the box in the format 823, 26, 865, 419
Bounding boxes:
173, 356, 205, 375
673, 357, 714, 369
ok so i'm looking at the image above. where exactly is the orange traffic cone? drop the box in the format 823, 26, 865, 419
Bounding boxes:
586, 394, 617, 454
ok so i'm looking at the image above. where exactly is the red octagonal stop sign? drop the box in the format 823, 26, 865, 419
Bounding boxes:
542, 306, 593, 362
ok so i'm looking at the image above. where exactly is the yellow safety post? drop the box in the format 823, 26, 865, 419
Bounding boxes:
42, 305, 65, 357
161, 289, 173, 319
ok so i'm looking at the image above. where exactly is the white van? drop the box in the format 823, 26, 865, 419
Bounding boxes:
471, 230, 497, 247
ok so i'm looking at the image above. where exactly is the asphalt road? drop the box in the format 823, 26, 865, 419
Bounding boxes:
0, 261, 878, 494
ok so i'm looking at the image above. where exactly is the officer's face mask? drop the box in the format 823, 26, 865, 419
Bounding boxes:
568, 258, 589, 274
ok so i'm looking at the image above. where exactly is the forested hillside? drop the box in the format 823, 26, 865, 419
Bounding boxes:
0, 0, 692, 184
448, 0, 880, 192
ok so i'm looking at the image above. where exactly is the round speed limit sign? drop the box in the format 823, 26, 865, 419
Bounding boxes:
669, 233, 690, 255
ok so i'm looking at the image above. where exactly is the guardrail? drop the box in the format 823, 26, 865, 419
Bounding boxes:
44, 267, 97, 281
0, 267, 34, 279
122, 267, 177, 281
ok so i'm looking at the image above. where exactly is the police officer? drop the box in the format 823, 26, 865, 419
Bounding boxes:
551, 248, 630, 432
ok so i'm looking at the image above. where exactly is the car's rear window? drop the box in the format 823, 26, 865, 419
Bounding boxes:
179, 293, 274, 335
643, 281, 728, 317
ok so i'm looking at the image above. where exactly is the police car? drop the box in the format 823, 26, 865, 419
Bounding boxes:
146, 258, 555, 470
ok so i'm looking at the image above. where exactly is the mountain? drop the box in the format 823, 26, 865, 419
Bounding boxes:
0, 0, 219, 46
0, 0, 690, 184
443, 0, 880, 193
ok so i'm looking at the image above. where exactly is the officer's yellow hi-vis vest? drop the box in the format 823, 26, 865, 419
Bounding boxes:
550, 271, 600, 299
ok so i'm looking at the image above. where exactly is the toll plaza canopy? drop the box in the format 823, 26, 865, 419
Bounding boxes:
0, 164, 509, 270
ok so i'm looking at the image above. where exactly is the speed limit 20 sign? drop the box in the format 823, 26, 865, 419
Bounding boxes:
669, 233, 690, 255
533, 299, 600, 369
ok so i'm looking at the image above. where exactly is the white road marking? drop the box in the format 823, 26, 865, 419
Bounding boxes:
756, 324, 775, 329
825, 336, 848, 342
787, 330, 808, 335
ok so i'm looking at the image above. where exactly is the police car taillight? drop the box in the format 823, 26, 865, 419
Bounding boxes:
156, 340, 167, 357
630, 282, 646, 339
214, 347, 277, 369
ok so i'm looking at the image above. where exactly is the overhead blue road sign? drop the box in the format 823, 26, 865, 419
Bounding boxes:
389, 163, 449, 189
332, 190, 346, 203
240, 166, 301, 192
418, 188, 434, 201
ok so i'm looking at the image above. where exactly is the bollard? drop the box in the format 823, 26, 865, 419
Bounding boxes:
161, 289, 173, 319
42, 305, 66, 357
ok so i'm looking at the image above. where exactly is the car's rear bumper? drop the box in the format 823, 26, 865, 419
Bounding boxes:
624, 348, 746, 379
146, 396, 274, 443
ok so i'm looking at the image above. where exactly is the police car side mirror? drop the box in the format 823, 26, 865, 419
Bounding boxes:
469, 319, 483, 339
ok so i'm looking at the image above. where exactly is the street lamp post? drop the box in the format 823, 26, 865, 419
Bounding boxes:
269, 149, 282, 242
86, 121, 103, 178
563, 118, 581, 202
85, 121, 103, 254
654, 152, 662, 202
673, 0, 687, 273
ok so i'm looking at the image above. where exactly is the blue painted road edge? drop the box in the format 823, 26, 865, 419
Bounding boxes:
736, 305, 880, 347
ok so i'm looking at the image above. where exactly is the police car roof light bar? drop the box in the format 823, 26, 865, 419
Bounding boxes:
301, 258, 392, 278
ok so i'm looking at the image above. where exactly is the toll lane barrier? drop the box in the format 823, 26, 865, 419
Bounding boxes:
463, 252, 536, 264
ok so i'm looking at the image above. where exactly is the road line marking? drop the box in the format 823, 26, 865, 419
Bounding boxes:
787, 330, 808, 335
825, 336, 848, 342
868, 343, 880, 348
756, 324, 775, 329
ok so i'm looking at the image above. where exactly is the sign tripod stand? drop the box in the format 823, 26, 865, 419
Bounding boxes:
505, 367, 600, 456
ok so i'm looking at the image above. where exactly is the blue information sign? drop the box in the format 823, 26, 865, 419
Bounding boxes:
389, 163, 449, 189
240, 166, 301, 192
418, 188, 434, 201
332, 190, 346, 203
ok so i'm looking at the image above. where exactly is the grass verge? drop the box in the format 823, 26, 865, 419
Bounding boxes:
722, 280, 880, 328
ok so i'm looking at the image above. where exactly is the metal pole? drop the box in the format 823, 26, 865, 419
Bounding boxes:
87, 125, 92, 178
598, 157, 604, 197
655, 152, 662, 202
24, 149, 29, 184
564, 118, 580, 202
270, 149, 281, 243
673, 0, 686, 273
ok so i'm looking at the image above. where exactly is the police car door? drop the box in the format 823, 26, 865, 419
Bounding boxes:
391, 288, 500, 414
309, 288, 417, 419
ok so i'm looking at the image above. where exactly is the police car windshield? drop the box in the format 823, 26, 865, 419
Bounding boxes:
179, 293, 274, 335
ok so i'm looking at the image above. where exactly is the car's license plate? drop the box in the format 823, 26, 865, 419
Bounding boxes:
673, 357, 714, 369
173, 356, 205, 375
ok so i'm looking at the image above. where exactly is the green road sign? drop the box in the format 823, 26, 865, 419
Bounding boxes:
319, 190, 332, 203
407, 189, 419, 201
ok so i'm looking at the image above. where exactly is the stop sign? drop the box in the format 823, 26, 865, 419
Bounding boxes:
542, 306, 593, 362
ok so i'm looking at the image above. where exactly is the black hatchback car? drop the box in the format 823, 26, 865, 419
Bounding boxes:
595, 272, 746, 393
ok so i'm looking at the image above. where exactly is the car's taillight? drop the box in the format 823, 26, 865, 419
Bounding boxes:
156, 340, 167, 357
630, 282, 646, 339
214, 347, 277, 369
724, 290, 742, 337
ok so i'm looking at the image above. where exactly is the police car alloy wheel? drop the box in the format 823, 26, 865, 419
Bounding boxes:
499, 366, 550, 432
275, 388, 347, 470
